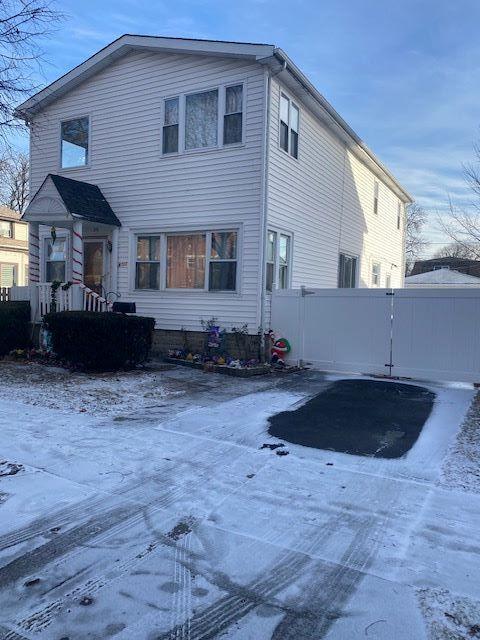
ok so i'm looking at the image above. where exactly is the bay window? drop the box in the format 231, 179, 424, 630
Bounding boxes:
134, 230, 238, 292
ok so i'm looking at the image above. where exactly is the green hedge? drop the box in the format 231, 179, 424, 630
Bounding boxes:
43, 311, 155, 370
0, 301, 31, 356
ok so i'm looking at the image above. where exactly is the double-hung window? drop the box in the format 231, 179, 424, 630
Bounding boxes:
371, 262, 381, 287
223, 85, 243, 145
266, 230, 292, 291
0, 220, 13, 238
134, 230, 238, 292
373, 180, 379, 215
209, 231, 237, 290
0, 263, 16, 287
162, 97, 179, 154
61, 117, 89, 168
338, 253, 358, 288
135, 236, 161, 289
45, 237, 67, 282
279, 94, 299, 158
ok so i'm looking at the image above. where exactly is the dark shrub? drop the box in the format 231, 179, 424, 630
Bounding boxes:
43, 311, 155, 370
0, 301, 30, 355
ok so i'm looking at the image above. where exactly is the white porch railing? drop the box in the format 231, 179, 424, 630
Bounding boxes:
0, 286, 10, 302
10, 282, 112, 321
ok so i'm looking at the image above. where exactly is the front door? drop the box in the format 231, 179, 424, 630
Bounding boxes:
83, 239, 105, 294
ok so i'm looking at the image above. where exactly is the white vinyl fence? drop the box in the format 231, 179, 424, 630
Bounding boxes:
271, 288, 480, 383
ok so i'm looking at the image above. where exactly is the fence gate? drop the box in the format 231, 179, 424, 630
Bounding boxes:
271, 288, 480, 383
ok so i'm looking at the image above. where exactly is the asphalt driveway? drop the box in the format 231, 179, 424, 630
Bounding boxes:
0, 365, 479, 639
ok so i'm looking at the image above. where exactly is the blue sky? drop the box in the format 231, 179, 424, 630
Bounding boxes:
15, 0, 480, 251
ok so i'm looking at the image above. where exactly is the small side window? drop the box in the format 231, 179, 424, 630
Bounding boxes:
371, 262, 381, 286
338, 254, 358, 288
279, 94, 300, 158
163, 97, 179, 154
373, 180, 379, 215
397, 201, 402, 230
266, 230, 277, 291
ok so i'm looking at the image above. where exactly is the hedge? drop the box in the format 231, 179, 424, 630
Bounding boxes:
43, 311, 155, 370
0, 301, 30, 356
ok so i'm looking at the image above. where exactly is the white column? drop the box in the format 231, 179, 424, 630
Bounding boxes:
72, 220, 84, 284
28, 222, 40, 284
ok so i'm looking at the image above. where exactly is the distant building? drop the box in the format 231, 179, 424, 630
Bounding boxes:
0, 206, 29, 287
411, 257, 480, 279
405, 266, 480, 288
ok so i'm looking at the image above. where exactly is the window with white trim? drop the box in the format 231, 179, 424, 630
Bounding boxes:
134, 230, 238, 292
45, 237, 67, 282
162, 85, 244, 155
136, 236, 161, 289
373, 180, 379, 215
371, 261, 381, 286
266, 230, 292, 291
338, 253, 358, 288
0, 220, 13, 238
0, 263, 16, 287
386, 273, 392, 288
279, 94, 299, 158
162, 97, 179, 154
61, 117, 89, 168
397, 201, 402, 230
223, 85, 243, 145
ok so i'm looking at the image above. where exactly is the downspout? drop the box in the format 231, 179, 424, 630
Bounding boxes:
259, 59, 286, 360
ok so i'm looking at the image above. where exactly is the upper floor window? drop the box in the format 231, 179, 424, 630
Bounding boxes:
162, 97, 179, 154
338, 253, 358, 288
185, 89, 218, 150
223, 85, 243, 145
280, 94, 299, 159
162, 84, 244, 155
373, 180, 379, 215
0, 220, 13, 238
397, 201, 402, 230
61, 117, 89, 168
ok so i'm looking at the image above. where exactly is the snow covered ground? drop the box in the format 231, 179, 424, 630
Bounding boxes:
0, 363, 479, 639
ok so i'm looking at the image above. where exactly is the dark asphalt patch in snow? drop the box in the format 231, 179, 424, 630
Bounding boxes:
268, 379, 435, 459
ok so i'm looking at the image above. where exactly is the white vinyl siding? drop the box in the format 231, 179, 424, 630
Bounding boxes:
29, 51, 266, 332
267, 76, 405, 302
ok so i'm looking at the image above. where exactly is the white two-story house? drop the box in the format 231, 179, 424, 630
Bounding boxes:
16, 35, 412, 341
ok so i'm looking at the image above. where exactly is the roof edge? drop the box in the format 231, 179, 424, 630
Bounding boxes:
268, 48, 412, 203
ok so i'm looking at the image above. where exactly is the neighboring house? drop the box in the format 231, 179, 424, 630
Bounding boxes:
0, 206, 28, 288
411, 257, 480, 279
405, 267, 480, 288
15, 35, 411, 338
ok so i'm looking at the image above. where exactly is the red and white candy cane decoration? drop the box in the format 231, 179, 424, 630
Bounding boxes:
28, 222, 40, 283
72, 221, 84, 284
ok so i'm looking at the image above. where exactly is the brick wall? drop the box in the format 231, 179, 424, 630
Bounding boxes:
152, 329, 265, 361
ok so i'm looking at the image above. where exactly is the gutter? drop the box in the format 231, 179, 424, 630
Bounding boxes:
271, 48, 413, 204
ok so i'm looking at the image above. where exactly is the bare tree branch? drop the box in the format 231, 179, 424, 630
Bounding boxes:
405, 202, 428, 274
0, 150, 29, 212
0, 0, 63, 150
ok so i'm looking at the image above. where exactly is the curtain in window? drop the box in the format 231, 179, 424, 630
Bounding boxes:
167, 234, 206, 288
185, 90, 218, 149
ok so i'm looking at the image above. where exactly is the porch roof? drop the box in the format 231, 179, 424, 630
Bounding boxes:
23, 174, 121, 227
